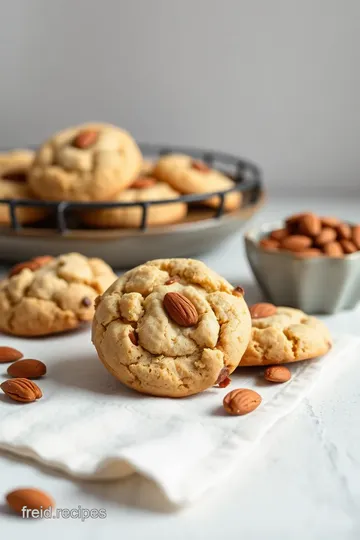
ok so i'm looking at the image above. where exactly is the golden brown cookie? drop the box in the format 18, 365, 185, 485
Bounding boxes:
0, 253, 117, 336
92, 258, 251, 397
28, 123, 143, 201
153, 154, 242, 211
82, 181, 187, 228
0, 150, 47, 225
239, 306, 332, 366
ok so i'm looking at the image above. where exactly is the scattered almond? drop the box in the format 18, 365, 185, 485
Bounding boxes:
223, 388, 262, 415
0, 346, 23, 363
340, 239, 357, 254
269, 228, 288, 241
72, 129, 98, 149
1, 378, 42, 403
280, 235, 312, 252
323, 241, 344, 258
232, 286, 245, 297
264, 365, 291, 383
259, 238, 279, 251
315, 227, 337, 246
192, 160, 210, 173
131, 176, 157, 189
6, 488, 54, 515
7, 359, 47, 379
249, 303, 277, 319
163, 292, 198, 327
298, 213, 321, 236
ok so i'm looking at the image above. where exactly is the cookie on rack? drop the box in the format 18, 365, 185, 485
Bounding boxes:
0, 252, 117, 336
152, 153, 242, 211
0, 150, 47, 225
92, 258, 251, 397
82, 177, 187, 228
239, 304, 332, 366
28, 123, 143, 201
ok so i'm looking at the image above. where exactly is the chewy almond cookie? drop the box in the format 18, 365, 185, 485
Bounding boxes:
239, 305, 332, 366
0, 150, 47, 225
153, 154, 242, 211
82, 181, 187, 228
0, 253, 116, 336
29, 123, 142, 201
92, 258, 251, 397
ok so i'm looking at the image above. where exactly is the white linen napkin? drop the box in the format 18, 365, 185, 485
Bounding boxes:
0, 330, 358, 505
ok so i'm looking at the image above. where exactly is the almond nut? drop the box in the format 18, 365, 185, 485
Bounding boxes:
280, 235, 312, 252
215, 367, 231, 388
232, 286, 245, 297
192, 160, 210, 173
72, 129, 98, 149
264, 365, 291, 383
259, 238, 280, 251
269, 228, 288, 241
321, 216, 341, 227
295, 248, 323, 258
32, 255, 54, 266
131, 176, 157, 189
7, 359, 47, 379
1, 378, 42, 402
6, 488, 54, 515
129, 331, 138, 346
9, 260, 40, 277
163, 292, 198, 327
323, 241, 344, 258
249, 303, 277, 319
336, 223, 351, 240
298, 213, 321, 236
0, 346, 23, 363
340, 239, 357, 254
315, 227, 337, 246
165, 275, 181, 285
285, 213, 308, 227
352, 225, 360, 249
223, 388, 262, 415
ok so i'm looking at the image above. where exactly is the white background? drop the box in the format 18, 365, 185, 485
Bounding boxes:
1, 0, 360, 193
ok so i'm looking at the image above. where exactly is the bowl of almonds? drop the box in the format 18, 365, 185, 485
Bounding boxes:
245, 212, 360, 313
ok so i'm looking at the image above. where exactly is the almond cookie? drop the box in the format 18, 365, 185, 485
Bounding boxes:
239, 306, 332, 366
0, 253, 116, 336
92, 258, 251, 397
28, 123, 142, 201
82, 181, 187, 228
152, 154, 242, 211
0, 150, 46, 225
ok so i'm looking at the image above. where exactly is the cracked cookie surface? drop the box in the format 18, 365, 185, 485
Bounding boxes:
0, 253, 117, 336
92, 258, 251, 397
29, 123, 142, 201
239, 307, 332, 366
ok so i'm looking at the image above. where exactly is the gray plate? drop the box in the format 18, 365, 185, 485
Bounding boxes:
0, 195, 264, 268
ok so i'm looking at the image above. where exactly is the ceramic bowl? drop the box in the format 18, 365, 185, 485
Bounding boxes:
244, 220, 360, 314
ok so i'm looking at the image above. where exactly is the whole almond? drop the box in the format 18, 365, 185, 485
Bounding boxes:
321, 216, 341, 227
9, 260, 39, 277
280, 235, 312, 252
163, 292, 198, 327
336, 223, 351, 240
72, 129, 98, 149
298, 213, 321, 236
295, 248, 323, 258
131, 176, 157, 189
249, 302, 277, 319
264, 365, 291, 383
259, 238, 280, 251
223, 388, 262, 415
7, 359, 47, 379
215, 367, 231, 388
269, 228, 288, 241
0, 346, 23, 363
129, 331, 138, 346
323, 241, 344, 258
6, 488, 54, 515
315, 227, 337, 246
352, 225, 360, 249
232, 286, 245, 297
32, 255, 54, 266
340, 239, 357, 254
285, 213, 307, 227
192, 160, 210, 173
1, 378, 42, 402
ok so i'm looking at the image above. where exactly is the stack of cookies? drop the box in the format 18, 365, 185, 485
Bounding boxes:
0, 122, 242, 230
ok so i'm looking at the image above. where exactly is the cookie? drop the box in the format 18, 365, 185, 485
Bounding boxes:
92, 258, 251, 397
0, 253, 117, 336
82, 181, 187, 228
239, 306, 332, 366
28, 123, 143, 201
0, 150, 47, 225
153, 154, 242, 211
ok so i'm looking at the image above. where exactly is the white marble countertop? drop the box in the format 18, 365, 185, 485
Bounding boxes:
1, 195, 360, 539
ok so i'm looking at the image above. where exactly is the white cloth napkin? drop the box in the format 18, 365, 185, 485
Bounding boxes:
0, 330, 358, 505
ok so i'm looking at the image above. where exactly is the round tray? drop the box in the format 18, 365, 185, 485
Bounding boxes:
0, 144, 263, 268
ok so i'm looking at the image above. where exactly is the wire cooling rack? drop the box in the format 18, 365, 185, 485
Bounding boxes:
0, 143, 262, 234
